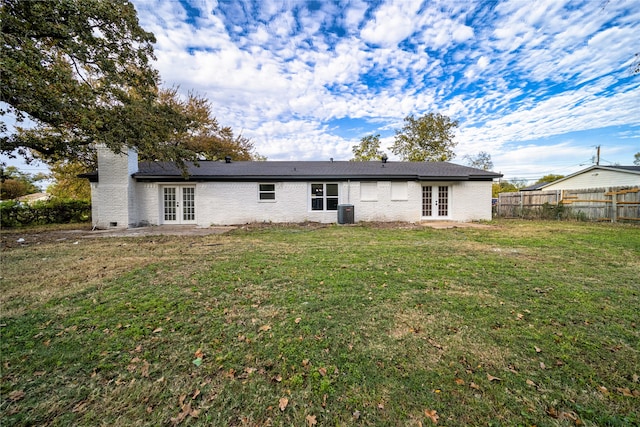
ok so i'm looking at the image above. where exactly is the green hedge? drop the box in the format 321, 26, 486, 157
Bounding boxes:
0, 199, 91, 227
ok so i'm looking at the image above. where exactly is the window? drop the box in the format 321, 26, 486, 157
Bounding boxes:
360, 182, 377, 201
259, 183, 275, 200
391, 182, 408, 200
311, 183, 338, 210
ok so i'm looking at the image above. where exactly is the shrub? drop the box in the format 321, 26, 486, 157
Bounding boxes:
0, 198, 91, 227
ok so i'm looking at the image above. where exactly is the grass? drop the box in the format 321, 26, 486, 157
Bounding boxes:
1, 220, 639, 426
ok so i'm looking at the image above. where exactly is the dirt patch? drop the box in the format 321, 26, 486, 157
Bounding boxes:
419, 221, 496, 229
0, 225, 235, 249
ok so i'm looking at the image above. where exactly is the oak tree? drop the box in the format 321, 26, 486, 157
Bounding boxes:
351, 134, 383, 161
1, 0, 195, 165
391, 113, 458, 162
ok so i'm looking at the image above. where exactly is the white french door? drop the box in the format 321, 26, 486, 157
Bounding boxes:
422, 185, 450, 218
162, 186, 196, 224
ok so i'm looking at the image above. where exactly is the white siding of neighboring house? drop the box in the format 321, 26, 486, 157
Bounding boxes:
543, 169, 640, 191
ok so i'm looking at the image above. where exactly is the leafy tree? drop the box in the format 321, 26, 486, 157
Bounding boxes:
351, 134, 383, 161
463, 151, 493, 170
634, 152, 640, 166
535, 174, 564, 184
148, 89, 261, 162
391, 113, 458, 162
47, 160, 92, 200
491, 179, 530, 198
0, 0, 196, 165
0, 166, 46, 199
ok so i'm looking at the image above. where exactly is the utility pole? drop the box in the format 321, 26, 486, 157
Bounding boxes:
595, 145, 600, 165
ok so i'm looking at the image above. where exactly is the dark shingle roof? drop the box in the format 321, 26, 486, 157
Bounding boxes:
131, 160, 502, 182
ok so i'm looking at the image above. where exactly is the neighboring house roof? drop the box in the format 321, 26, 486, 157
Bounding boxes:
537, 165, 640, 190
125, 160, 502, 182
521, 182, 547, 191
14, 192, 52, 204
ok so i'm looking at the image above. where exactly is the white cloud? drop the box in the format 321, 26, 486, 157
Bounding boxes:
123, 0, 639, 173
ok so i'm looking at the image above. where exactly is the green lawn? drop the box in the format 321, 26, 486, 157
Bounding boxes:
1, 221, 639, 426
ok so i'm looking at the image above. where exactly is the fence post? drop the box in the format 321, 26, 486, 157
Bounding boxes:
520, 192, 523, 218
611, 191, 617, 223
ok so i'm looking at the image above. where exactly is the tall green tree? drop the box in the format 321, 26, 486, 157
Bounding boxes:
634, 152, 640, 166
47, 160, 92, 200
0, 0, 197, 165
463, 151, 493, 170
390, 113, 458, 162
351, 134, 383, 161
535, 174, 564, 184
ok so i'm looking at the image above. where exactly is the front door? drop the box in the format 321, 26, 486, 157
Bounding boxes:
422, 185, 449, 218
162, 186, 196, 224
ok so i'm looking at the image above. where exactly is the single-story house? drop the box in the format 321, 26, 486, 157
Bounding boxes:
82, 146, 502, 228
533, 165, 640, 191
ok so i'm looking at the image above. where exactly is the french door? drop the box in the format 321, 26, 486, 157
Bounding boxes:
422, 186, 449, 218
162, 186, 196, 224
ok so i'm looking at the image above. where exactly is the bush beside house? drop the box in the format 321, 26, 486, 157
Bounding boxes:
0, 199, 91, 227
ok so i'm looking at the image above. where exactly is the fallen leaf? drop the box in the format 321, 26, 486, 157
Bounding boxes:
295, 317, 302, 324
302, 359, 310, 367
535, 346, 542, 353
597, 386, 609, 396
192, 389, 201, 400
487, 373, 502, 382
424, 409, 439, 424
616, 387, 634, 397
377, 402, 385, 409
540, 362, 546, 370
8, 390, 25, 402
353, 410, 361, 420
273, 374, 283, 382
526, 379, 537, 387
194, 348, 204, 359
318, 367, 327, 376
259, 324, 272, 332
454, 378, 465, 385
72, 400, 89, 413
192, 357, 203, 367
633, 374, 639, 383
141, 360, 150, 377
469, 382, 481, 390
153, 327, 163, 333
279, 397, 288, 411
306, 414, 317, 426
516, 313, 524, 320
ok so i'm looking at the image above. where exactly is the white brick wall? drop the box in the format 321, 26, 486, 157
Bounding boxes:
132, 180, 494, 226
91, 149, 494, 227
91, 146, 139, 228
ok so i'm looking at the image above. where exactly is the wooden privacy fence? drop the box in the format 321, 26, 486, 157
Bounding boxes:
496, 186, 640, 222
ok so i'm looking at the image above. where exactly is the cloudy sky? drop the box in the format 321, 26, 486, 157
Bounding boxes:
5, 0, 640, 183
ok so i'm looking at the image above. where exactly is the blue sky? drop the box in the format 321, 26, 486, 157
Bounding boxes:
4, 0, 640, 183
